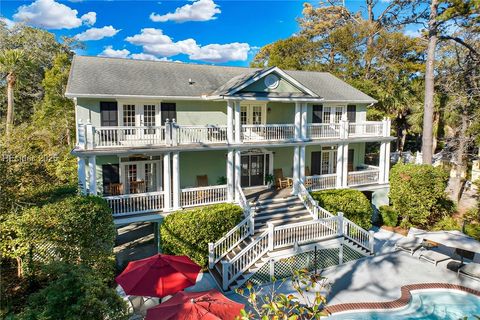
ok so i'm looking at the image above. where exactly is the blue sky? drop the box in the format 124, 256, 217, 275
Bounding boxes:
0, 0, 421, 66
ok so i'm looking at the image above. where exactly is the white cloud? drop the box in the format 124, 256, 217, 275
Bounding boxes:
75, 26, 120, 41
130, 53, 165, 61
0, 17, 15, 29
150, 0, 220, 23
13, 0, 96, 29
125, 28, 250, 63
404, 29, 421, 38
99, 46, 130, 58
80, 12, 96, 26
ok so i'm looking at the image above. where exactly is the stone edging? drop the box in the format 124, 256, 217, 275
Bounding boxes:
325, 283, 480, 315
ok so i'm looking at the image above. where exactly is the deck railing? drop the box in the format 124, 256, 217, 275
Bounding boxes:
180, 185, 227, 207
175, 125, 228, 145
208, 186, 254, 269
105, 191, 164, 217
305, 174, 337, 191
94, 126, 166, 147
77, 119, 390, 149
241, 124, 295, 142
342, 218, 373, 251
347, 167, 380, 187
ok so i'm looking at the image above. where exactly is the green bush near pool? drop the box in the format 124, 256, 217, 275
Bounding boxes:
160, 203, 243, 269
379, 206, 399, 227
311, 189, 373, 230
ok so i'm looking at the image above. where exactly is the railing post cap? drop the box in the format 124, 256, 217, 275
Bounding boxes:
221, 260, 229, 265
208, 242, 214, 248
338, 212, 344, 217
369, 230, 375, 236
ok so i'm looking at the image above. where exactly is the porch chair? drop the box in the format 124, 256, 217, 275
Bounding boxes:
304, 166, 313, 189
274, 169, 292, 190
196, 175, 209, 202
130, 180, 146, 194
107, 183, 123, 196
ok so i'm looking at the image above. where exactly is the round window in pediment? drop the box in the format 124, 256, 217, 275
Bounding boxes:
264, 74, 280, 89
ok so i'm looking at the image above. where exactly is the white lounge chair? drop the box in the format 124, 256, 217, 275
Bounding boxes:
418, 249, 451, 266
395, 237, 424, 255
458, 262, 480, 281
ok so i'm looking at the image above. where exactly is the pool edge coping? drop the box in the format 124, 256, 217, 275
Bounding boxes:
324, 283, 480, 315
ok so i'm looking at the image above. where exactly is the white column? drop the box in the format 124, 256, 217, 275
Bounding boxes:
85, 122, 94, 149
163, 153, 172, 211
234, 101, 242, 143
384, 141, 391, 183
234, 149, 241, 201
294, 102, 301, 140
379, 142, 386, 184
336, 144, 343, 188
88, 155, 97, 195
342, 144, 349, 187
172, 152, 180, 209
227, 149, 234, 202
292, 146, 300, 194
299, 146, 306, 183
301, 103, 308, 140
78, 157, 87, 195
227, 100, 234, 144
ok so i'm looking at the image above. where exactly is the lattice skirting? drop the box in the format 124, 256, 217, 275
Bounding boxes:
242, 245, 365, 288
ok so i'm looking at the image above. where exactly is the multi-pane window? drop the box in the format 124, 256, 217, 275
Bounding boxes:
123, 104, 136, 135
144, 105, 156, 134
240, 106, 248, 125
320, 147, 337, 175
126, 164, 137, 193
323, 107, 331, 123
252, 106, 262, 124
144, 163, 157, 192
334, 107, 343, 123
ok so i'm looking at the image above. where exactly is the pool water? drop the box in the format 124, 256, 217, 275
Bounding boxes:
328, 291, 480, 320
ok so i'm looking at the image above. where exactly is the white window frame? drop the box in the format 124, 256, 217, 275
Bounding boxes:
240, 103, 267, 125
119, 157, 162, 194
322, 105, 346, 123
117, 100, 161, 127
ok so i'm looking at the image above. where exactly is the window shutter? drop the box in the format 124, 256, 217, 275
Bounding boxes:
347, 105, 356, 123
100, 101, 118, 126
312, 105, 323, 123
311, 151, 321, 175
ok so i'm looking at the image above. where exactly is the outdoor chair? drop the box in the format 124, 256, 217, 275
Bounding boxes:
394, 237, 424, 255
107, 183, 123, 196
195, 175, 209, 203
304, 166, 313, 189
418, 248, 451, 266
458, 262, 480, 281
130, 180, 145, 194
274, 169, 292, 190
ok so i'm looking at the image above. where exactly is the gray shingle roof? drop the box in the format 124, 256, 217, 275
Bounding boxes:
66, 56, 376, 103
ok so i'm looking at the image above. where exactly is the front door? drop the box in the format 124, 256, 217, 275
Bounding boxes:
241, 154, 265, 187
311, 147, 337, 175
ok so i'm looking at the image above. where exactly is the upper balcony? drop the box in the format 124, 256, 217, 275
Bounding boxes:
77, 119, 391, 150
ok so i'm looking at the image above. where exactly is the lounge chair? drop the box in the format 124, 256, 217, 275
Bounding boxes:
274, 168, 292, 189
458, 262, 480, 281
395, 237, 424, 255
418, 249, 451, 266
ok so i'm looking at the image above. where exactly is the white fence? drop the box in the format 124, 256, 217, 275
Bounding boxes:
347, 168, 380, 186
241, 124, 295, 142
105, 191, 164, 217
175, 125, 228, 145
305, 174, 337, 191
307, 123, 341, 139
180, 185, 227, 207
348, 122, 383, 137
273, 217, 338, 249
94, 126, 166, 147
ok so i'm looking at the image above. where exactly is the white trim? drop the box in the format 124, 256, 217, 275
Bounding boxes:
66, 93, 205, 100
225, 67, 319, 97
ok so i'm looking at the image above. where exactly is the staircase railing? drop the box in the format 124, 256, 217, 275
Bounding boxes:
297, 183, 333, 219
208, 185, 254, 269
342, 218, 374, 252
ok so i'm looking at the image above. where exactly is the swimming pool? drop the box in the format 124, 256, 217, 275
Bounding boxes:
328, 290, 480, 319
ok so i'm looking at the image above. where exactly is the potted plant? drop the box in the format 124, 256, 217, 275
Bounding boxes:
217, 176, 227, 185
265, 174, 275, 188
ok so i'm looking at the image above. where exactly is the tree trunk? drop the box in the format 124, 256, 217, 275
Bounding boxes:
5, 72, 15, 135
16, 256, 23, 278
422, 0, 439, 164
364, 0, 375, 79
451, 109, 468, 203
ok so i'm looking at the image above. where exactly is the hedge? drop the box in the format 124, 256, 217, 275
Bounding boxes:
389, 163, 452, 228
379, 206, 399, 227
160, 203, 243, 268
311, 189, 373, 230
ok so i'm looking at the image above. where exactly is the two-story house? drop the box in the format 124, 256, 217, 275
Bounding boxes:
67, 56, 393, 289
68, 55, 391, 216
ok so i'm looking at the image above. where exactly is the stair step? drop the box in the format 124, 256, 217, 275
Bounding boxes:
249, 196, 298, 206
253, 199, 302, 211
255, 205, 306, 216
254, 209, 310, 222
255, 213, 312, 230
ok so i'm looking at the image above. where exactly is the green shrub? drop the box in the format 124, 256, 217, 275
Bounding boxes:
465, 224, 480, 241
379, 206, 399, 227
432, 216, 461, 231
390, 163, 452, 229
18, 263, 128, 320
160, 203, 243, 268
311, 189, 373, 229
1, 195, 116, 280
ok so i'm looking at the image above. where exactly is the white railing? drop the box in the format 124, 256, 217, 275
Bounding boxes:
307, 123, 341, 139
105, 191, 164, 217
94, 126, 166, 147
180, 185, 227, 208
347, 168, 380, 186
348, 122, 383, 137
242, 124, 295, 142
342, 218, 373, 251
273, 217, 338, 249
305, 174, 337, 191
223, 230, 269, 290
208, 186, 254, 269
175, 125, 228, 145
298, 183, 320, 219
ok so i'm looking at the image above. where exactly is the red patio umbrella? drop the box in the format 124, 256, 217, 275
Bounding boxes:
115, 254, 201, 298
145, 290, 245, 320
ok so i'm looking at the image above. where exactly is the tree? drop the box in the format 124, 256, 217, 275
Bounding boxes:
0, 49, 28, 135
